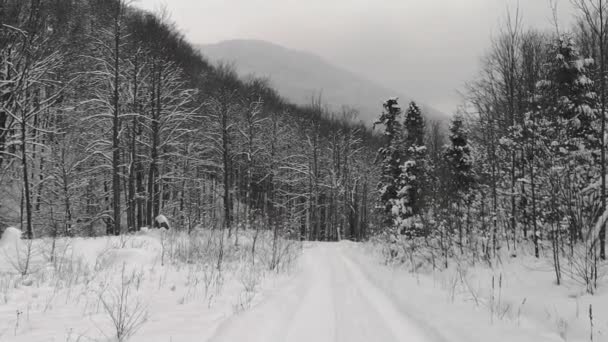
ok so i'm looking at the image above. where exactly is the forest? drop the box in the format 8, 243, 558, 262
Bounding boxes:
376, 2, 608, 296
3, 0, 608, 289
0, 0, 383, 245
3, 0, 608, 291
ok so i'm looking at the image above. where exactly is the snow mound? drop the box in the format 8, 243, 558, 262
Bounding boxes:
0, 227, 22, 247
155, 214, 170, 229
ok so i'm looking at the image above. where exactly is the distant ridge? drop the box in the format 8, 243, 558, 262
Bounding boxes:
198, 39, 449, 126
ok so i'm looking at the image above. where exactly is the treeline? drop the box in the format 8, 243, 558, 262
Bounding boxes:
377, 3, 608, 294
0, 0, 382, 242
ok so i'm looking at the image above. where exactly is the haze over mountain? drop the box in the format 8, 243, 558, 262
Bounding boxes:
199, 39, 449, 125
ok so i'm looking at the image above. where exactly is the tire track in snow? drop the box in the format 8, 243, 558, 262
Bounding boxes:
281, 245, 337, 342
210, 242, 437, 342
328, 245, 402, 342
336, 246, 440, 341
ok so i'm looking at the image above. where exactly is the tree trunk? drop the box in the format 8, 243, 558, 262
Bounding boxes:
599, 1, 607, 260
22, 114, 33, 239
222, 102, 231, 235
111, 3, 122, 236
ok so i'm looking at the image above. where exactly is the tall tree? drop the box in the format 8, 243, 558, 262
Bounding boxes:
573, 0, 608, 259
110, 0, 125, 235
444, 115, 474, 200
393, 101, 427, 236
444, 115, 474, 251
374, 98, 404, 229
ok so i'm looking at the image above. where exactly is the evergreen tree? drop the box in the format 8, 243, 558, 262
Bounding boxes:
444, 115, 474, 199
374, 98, 404, 228
442, 115, 475, 251
536, 35, 598, 156
533, 35, 599, 272
393, 102, 427, 236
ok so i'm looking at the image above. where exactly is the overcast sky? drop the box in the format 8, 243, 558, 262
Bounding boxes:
134, 0, 577, 114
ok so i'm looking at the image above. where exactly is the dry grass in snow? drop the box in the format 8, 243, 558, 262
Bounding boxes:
0, 227, 301, 342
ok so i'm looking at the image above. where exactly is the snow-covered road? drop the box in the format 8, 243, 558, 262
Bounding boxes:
210, 242, 435, 342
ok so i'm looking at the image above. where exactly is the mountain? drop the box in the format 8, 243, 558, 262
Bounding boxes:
198, 39, 448, 126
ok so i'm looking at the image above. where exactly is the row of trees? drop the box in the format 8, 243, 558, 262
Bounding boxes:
375, 2, 608, 293
0, 0, 382, 244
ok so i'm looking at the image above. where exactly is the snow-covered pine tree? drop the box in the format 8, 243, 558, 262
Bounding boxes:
534, 35, 599, 279
443, 114, 474, 251
374, 98, 404, 229
535, 35, 598, 194
537, 35, 598, 154
394, 102, 427, 236
444, 115, 474, 200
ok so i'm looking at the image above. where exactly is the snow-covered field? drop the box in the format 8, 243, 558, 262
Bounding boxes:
359, 240, 608, 342
0, 227, 300, 342
2, 228, 606, 342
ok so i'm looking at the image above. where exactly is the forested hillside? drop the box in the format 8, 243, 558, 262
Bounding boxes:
0, 0, 383, 242
199, 39, 449, 125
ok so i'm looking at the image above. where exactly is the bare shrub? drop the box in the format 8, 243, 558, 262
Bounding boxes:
201, 263, 218, 298
98, 264, 148, 342
563, 245, 607, 294
257, 231, 301, 273
234, 265, 263, 312
240, 265, 262, 294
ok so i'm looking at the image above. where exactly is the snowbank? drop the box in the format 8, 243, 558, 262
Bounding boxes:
0, 226, 22, 247
155, 214, 170, 229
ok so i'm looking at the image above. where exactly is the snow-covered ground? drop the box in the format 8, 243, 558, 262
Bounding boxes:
0, 227, 300, 342
2, 230, 606, 342
211, 241, 605, 342
357, 240, 608, 342
210, 242, 433, 342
